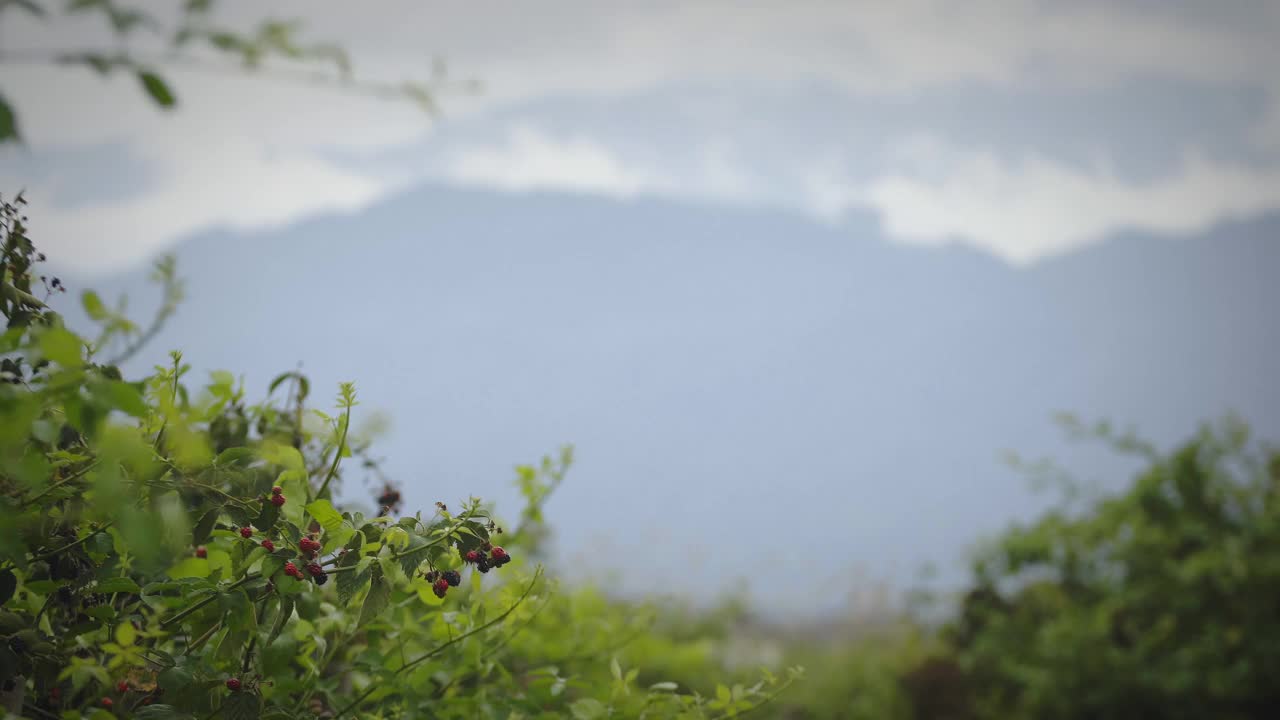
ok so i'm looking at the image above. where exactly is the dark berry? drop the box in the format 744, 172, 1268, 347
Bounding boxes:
424, 570, 439, 582
195, 546, 207, 559
261, 539, 275, 552
432, 578, 449, 598
240, 527, 253, 538
442, 570, 461, 587
270, 493, 286, 507
306, 562, 325, 578
226, 677, 242, 691
271, 486, 283, 495
476, 557, 491, 573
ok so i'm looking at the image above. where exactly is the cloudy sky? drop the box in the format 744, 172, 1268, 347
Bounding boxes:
3, 0, 1280, 273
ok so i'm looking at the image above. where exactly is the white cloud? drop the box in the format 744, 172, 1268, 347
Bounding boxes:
3, 1, 1279, 272
839, 143, 1280, 264
445, 126, 657, 196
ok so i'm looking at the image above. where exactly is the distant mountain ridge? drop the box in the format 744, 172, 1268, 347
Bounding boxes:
58, 185, 1280, 617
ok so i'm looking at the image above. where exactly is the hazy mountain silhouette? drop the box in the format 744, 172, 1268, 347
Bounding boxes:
59, 186, 1280, 616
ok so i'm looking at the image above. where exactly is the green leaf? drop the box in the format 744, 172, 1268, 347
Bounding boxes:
38, 326, 83, 366
81, 290, 108, 320
167, 557, 210, 579
115, 622, 136, 646
0, 569, 14, 605
396, 535, 429, 578
358, 568, 389, 626
254, 499, 280, 531
95, 577, 140, 594
193, 507, 220, 546
570, 699, 606, 720
336, 553, 368, 606
102, 381, 147, 417
224, 683, 261, 720
215, 447, 255, 467
265, 595, 293, 648
305, 499, 344, 533
0, 91, 18, 143
611, 656, 622, 682
137, 70, 176, 107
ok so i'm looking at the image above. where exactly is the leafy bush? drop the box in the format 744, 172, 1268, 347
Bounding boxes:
0, 195, 798, 718
937, 419, 1280, 720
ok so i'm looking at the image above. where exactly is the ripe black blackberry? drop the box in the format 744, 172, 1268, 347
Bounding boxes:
442, 570, 461, 587
475, 557, 491, 574
424, 570, 439, 583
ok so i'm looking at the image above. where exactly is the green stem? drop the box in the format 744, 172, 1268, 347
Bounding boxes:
314, 408, 350, 501
162, 574, 254, 628
334, 566, 544, 718
20, 461, 99, 508
31, 522, 113, 563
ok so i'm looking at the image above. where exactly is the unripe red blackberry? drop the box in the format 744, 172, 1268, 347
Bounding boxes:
490, 546, 507, 560
432, 577, 449, 598
270, 493, 286, 507
271, 486, 283, 495
464, 550, 481, 563
284, 561, 301, 579
442, 570, 461, 587
116, 680, 128, 692
101, 697, 113, 708
195, 546, 207, 559
225, 677, 242, 691
299, 537, 322, 553
240, 527, 253, 539
261, 539, 275, 552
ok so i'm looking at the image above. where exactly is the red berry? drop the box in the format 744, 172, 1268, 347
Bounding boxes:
432, 577, 449, 598
240, 526, 253, 538
49, 686, 60, 701
299, 537, 321, 552
116, 680, 128, 692
102, 697, 113, 708
270, 493, 286, 507
226, 677, 242, 691
261, 539, 275, 552
195, 546, 207, 559
464, 550, 481, 563
284, 561, 301, 579
271, 485, 283, 495
490, 546, 507, 559
306, 562, 324, 578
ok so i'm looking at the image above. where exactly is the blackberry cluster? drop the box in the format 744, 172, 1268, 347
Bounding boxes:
462, 545, 512, 574
306, 562, 328, 585
299, 536, 322, 558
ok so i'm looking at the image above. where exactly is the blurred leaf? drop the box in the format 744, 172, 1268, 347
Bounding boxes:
95, 577, 140, 594
305, 499, 344, 533
137, 70, 176, 108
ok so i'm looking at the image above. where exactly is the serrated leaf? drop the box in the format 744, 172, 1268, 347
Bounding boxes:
336, 553, 369, 606
396, 535, 429, 578
358, 568, 389, 626
137, 70, 176, 107
223, 685, 260, 720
